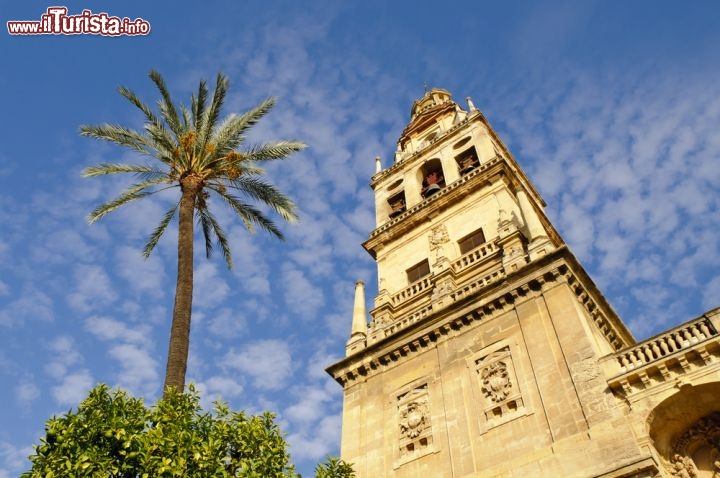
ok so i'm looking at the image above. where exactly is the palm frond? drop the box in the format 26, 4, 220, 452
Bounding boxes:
197, 203, 214, 259
88, 177, 171, 223
179, 104, 190, 131
81, 163, 168, 179
142, 202, 179, 258
196, 203, 232, 268
243, 141, 307, 162
212, 97, 276, 153
150, 70, 183, 140
208, 211, 232, 268
234, 163, 265, 176
197, 74, 228, 153
117, 85, 157, 124
118, 85, 177, 161
209, 185, 284, 239
88, 190, 152, 224
79, 124, 155, 156
143, 121, 178, 163
226, 176, 298, 223
191, 80, 208, 131
202, 159, 266, 180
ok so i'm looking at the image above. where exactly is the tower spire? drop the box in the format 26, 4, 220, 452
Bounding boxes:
346, 280, 367, 355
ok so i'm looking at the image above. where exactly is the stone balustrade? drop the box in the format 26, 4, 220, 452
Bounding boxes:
452, 242, 500, 272
615, 317, 716, 373
449, 269, 506, 302
391, 276, 433, 306
372, 243, 506, 341
380, 305, 433, 339
602, 310, 720, 396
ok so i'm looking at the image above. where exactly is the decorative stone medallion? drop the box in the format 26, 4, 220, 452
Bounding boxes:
399, 401, 427, 439
480, 360, 512, 403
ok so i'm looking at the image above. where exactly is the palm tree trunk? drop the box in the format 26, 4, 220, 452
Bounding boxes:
163, 176, 200, 397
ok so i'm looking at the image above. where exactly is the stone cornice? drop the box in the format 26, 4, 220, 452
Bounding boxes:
326, 247, 633, 387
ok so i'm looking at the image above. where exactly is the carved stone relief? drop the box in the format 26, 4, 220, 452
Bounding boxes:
399, 401, 428, 439
396, 384, 433, 459
369, 313, 391, 331
668, 413, 720, 478
480, 360, 512, 403
670, 454, 698, 478
431, 278, 453, 302
475, 346, 524, 424
428, 224, 449, 262
497, 208, 519, 238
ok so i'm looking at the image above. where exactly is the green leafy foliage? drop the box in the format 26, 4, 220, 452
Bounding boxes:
23, 384, 353, 478
313, 456, 355, 478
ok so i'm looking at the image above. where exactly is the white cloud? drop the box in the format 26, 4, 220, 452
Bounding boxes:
192, 261, 230, 310
115, 246, 167, 298
120, 301, 167, 326
203, 375, 244, 400
228, 229, 271, 296
286, 414, 342, 461
285, 385, 332, 425
206, 308, 248, 338
30, 228, 91, 265
0, 441, 33, 478
0, 286, 53, 327
280, 264, 325, 320
494, 69, 720, 333
109, 189, 177, 245
108, 344, 159, 396
324, 311, 351, 340
702, 276, 720, 311
44, 336, 81, 379
14, 377, 40, 408
306, 348, 344, 382
66, 264, 117, 313
85, 315, 152, 347
52, 369, 93, 406
83, 315, 159, 396
222, 340, 292, 391
0, 240, 9, 261
44, 336, 94, 407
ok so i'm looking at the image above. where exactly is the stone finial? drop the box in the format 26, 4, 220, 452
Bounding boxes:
375, 156, 382, 174
466, 96, 477, 111
350, 280, 367, 339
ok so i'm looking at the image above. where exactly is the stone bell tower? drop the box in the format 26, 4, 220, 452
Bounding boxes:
327, 89, 720, 477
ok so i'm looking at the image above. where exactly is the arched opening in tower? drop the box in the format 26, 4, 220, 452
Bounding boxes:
419, 158, 445, 198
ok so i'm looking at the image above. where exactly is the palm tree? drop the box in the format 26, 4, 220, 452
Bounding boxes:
81, 71, 305, 396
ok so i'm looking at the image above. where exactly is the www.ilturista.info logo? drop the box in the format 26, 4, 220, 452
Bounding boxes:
7, 7, 150, 36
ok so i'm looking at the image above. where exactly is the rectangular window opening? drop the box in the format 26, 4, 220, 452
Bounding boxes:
406, 259, 430, 284
458, 228, 486, 255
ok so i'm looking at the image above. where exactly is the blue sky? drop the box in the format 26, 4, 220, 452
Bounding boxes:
1, 1, 719, 475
